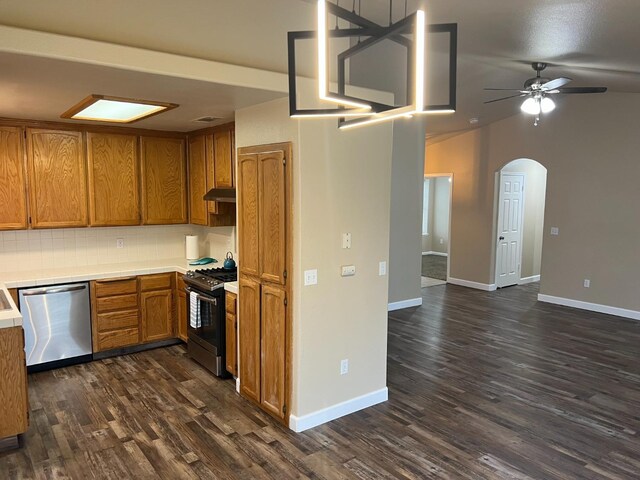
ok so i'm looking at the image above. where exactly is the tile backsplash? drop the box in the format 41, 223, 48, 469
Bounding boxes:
0, 225, 236, 274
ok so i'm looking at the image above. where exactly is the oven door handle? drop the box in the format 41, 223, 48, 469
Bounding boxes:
185, 287, 218, 306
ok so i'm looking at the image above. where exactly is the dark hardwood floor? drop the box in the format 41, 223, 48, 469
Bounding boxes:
2, 283, 640, 479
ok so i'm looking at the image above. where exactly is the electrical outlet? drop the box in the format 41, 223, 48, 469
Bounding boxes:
341, 265, 356, 277
116, 238, 125, 249
304, 269, 318, 286
584, 279, 591, 288
379, 261, 387, 276
550, 227, 559, 236
342, 233, 352, 249
439, 238, 444, 244
340, 359, 349, 375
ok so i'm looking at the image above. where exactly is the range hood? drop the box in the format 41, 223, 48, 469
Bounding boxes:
203, 188, 236, 203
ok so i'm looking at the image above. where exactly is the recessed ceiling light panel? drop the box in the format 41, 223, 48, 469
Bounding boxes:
61, 95, 178, 123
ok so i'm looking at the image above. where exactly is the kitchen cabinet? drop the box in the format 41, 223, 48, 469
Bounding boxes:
237, 142, 292, 424
0, 126, 28, 230
26, 128, 87, 228
187, 123, 236, 227
140, 136, 188, 225
91, 277, 140, 352
140, 273, 174, 342
87, 132, 140, 226
225, 291, 238, 377
0, 327, 29, 441
175, 273, 188, 342
188, 135, 208, 226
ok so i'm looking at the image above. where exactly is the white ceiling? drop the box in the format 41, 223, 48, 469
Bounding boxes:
0, 0, 639, 134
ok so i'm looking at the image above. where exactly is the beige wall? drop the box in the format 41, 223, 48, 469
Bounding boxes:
235, 97, 393, 419
426, 93, 640, 311
431, 177, 451, 255
502, 159, 547, 279
389, 119, 426, 304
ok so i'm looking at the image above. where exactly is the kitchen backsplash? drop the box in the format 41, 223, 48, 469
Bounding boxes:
0, 225, 236, 274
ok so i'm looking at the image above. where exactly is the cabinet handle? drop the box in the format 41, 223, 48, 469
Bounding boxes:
96, 276, 136, 283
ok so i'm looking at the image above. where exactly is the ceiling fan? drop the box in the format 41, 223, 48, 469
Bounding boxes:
484, 62, 608, 125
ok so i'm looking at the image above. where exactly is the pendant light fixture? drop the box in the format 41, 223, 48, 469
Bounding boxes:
287, 0, 458, 128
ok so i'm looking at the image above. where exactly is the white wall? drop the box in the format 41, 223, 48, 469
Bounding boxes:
431, 177, 451, 254
235, 96, 394, 427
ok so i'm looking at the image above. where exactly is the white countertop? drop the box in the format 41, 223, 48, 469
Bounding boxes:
0, 258, 202, 330
224, 281, 238, 295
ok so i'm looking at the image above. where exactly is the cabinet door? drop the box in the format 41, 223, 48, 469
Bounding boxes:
177, 290, 188, 342
238, 154, 260, 277
260, 284, 287, 420
188, 135, 208, 226
140, 137, 187, 225
27, 128, 87, 228
140, 289, 173, 342
87, 133, 139, 226
225, 312, 237, 376
213, 130, 233, 188
258, 151, 286, 285
0, 127, 27, 230
239, 276, 261, 403
0, 327, 29, 438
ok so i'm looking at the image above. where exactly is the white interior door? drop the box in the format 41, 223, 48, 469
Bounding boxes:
496, 173, 524, 288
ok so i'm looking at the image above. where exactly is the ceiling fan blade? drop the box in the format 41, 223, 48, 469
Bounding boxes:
556, 86, 608, 94
484, 88, 526, 92
484, 94, 526, 104
541, 77, 572, 90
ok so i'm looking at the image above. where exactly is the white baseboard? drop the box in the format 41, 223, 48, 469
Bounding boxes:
388, 297, 422, 311
422, 251, 448, 257
537, 294, 640, 321
289, 387, 388, 433
519, 275, 541, 285
448, 277, 496, 292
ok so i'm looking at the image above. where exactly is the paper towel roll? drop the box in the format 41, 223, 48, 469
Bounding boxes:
185, 235, 199, 260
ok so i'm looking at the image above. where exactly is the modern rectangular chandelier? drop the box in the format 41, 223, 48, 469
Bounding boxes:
288, 0, 457, 128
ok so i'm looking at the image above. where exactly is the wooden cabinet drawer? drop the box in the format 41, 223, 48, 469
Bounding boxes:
96, 293, 138, 313
95, 310, 139, 332
94, 277, 137, 297
97, 328, 139, 350
140, 273, 173, 292
226, 291, 237, 314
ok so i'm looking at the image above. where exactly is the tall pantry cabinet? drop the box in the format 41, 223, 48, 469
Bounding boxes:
237, 142, 292, 424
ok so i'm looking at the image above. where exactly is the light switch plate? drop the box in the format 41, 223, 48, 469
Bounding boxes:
340, 359, 349, 375
304, 269, 318, 286
584, 279, 591, 288
341, 265, 356, 277
342, 233, 352, 249
550, 227, 559, 236
379, 261, 387, 276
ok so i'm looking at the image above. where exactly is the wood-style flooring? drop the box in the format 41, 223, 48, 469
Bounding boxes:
2, 283, 640, 479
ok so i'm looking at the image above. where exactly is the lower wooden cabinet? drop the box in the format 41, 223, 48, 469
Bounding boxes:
176, 273, 188, 342
239, 277, 261, 403
141, 289, 173, 342
0, 326, 29, 439
225, 291, 237, 376
91, 273, 175, 352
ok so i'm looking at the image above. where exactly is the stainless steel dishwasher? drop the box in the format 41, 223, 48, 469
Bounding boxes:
19, 282, 92, 370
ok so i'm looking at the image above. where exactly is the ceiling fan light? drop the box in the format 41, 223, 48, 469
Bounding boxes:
520, 97, 540, 115
540, 97, 556, 113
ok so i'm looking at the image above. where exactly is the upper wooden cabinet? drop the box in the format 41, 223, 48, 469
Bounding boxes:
213, 130, 234, 188
140, 136, 187, 225
26, 128, 87, 228
188, 135, 208, 226
87, 133, 140, 226
187, 124, 236, 227
0, 127, 28, 230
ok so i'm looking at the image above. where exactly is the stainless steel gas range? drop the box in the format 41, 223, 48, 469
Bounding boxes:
183, 267, 237, 377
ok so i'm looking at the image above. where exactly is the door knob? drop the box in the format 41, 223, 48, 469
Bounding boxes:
499, 236, 505, 240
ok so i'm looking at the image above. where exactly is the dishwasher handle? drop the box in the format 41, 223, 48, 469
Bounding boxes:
22, 285, 87, 297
